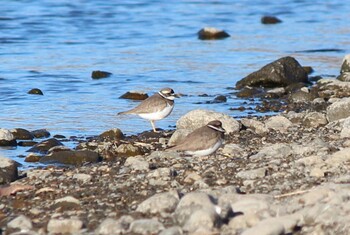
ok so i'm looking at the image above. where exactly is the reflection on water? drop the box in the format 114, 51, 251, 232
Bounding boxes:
0, 0, 348, 167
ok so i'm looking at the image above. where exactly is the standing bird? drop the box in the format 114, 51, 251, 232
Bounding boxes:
168, 120, 225, 156
118, 88, 177, 132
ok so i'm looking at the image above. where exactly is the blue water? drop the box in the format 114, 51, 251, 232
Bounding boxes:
0, 0, 348, 167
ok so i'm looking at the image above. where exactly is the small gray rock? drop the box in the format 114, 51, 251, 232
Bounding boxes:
47, 219, 83, 234
302, 112, 328, 128
159, 226, 183, 235
241, 220, 285, 235
241, 118, 268, 134
174, 192, 217, 226
124, 156, 149, 171
327, 97, 350, 122
340, 54, 350, 74
7, 215, 33, 231
96, 216, 133, 235
0, 156, 19, 184
175, 109, 240, 134
236, 167, 267, 180
137, 191, 179, 214
265, 116, 292, 132
183, 208, 220, 233
129, 219, 164, 235
73, 173, 92, 183
340, 117, 350, 138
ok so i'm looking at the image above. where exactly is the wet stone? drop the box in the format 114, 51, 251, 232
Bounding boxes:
261, 15, 282, 24
24, 153, 41, 163
0, 128, 17, 147
197, 27, 230, 40
17, 141, 38, 147
11, 128, 34, 140
39, 150, 99, 166
53, 134, 66, 139
210, 95, 227, 103
27, 138, 63, 153
27, 88, 43, 95
236, 56, 308, 89
30, 129, 50, 138
99, 128, 124, 141
91, 70, 112, 79
119, 91, 149, 100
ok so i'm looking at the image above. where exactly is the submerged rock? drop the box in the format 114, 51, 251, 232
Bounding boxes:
119, 91, 149, 100
236, 56, 308, 89
31, 129, 50, 138
28, 88, 43, 95
11, 128, 34, 140
197, 27, 230, 40
27, 138, 63, 153
261, 16, 282, 24
91, 70, 112, 79
40, 150, 99, 165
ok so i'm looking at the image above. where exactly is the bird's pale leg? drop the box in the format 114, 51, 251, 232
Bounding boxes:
150, 120, 158, 132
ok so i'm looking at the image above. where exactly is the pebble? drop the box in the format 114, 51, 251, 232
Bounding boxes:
7, 215, 33, 231
174, 192, 216, 226
236, 167, 267, 180
124, 156, 150, 171
0, 155, 19, 184
326, 97, 350, 122
129, 219, 165, 235
73, 173, 92, 183
265, 115, 293, 132
47, 219, 83, 234
159, 226, 183, 235
136, 191, 179, 214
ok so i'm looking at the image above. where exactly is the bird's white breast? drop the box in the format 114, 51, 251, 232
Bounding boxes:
185, 138, 223, 157
138, 103, 174, 121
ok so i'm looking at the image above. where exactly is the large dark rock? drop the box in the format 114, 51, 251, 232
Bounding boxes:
11, 128, 34, 140
39, 150, 99, 166
0, 156, 19, 184
236, 56, 308, 89
27, 138, 63, 153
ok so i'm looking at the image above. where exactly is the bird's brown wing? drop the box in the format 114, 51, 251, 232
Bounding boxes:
169, 127, 220, 151
118, 93, 169, 115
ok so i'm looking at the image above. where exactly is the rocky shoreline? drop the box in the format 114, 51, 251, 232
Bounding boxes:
1, 56, 350, 234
